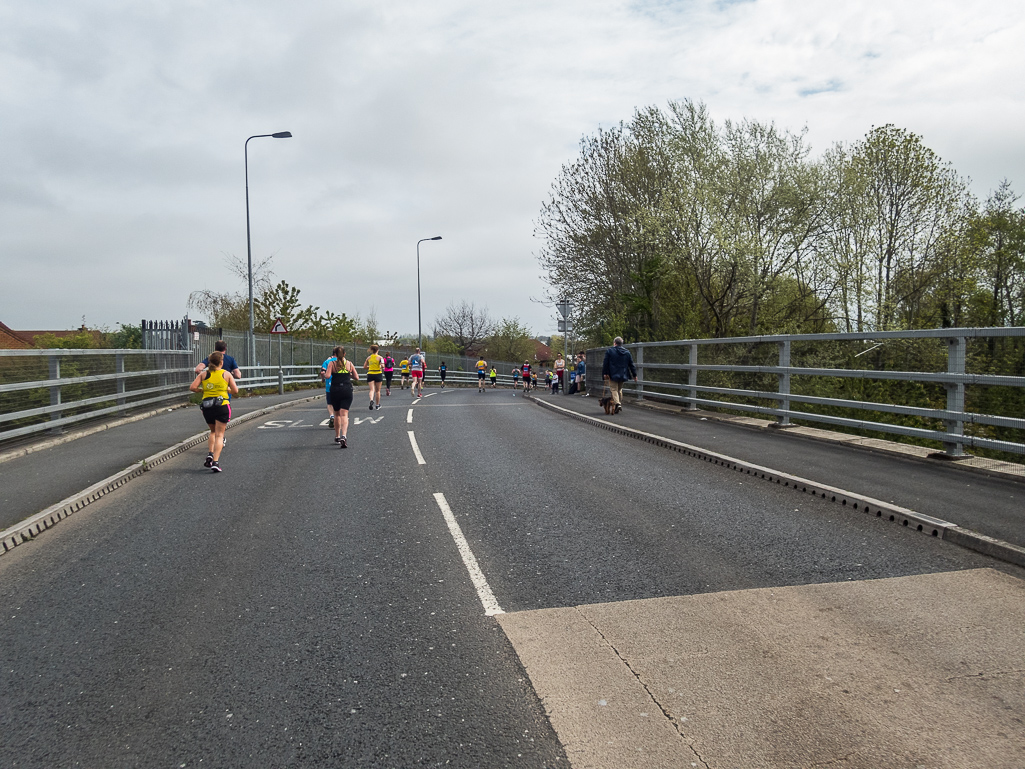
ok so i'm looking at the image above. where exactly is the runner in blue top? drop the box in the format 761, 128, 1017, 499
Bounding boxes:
321, 353, 338, 428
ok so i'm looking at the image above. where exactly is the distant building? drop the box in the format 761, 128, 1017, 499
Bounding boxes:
530, 338, 553, 366
0, 321, 30, 349
0, 321, 103, 349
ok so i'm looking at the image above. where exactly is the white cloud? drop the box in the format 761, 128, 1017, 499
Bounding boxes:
1, 0, 1023, 333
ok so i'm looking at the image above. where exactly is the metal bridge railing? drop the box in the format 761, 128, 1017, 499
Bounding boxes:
0, 349, 194, 443
0, 350, 528, 445
585, 327, 1025, 464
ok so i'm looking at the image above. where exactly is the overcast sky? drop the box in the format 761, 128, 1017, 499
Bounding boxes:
2, 0, 1023, 337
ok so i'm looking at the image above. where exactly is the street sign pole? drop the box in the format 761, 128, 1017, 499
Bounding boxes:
556, 299, 574, 396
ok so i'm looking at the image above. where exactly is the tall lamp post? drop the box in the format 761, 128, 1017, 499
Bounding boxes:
245, 131, 292, 368
416, 236, 442, 350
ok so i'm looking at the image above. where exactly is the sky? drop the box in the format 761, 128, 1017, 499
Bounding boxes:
2, 0, 1023, 337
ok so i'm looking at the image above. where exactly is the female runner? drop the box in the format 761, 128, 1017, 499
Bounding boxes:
324, 346, 359, 448
364, 344, 385, 410
190, 351, 239, 472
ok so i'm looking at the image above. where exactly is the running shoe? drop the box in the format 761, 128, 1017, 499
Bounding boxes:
211, 461, 222, 473
328, 415, 335, 428
222, 437, 227, 447
334, 436, 341, 444
340, 436, 348, 448
204, 453, 214, 468
369, 399, 374, 411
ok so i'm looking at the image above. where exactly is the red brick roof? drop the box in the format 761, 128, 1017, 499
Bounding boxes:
0, 323, 103, 349
0, 321, 31, 349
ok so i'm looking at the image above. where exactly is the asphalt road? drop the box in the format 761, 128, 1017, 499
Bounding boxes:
1, 387, 1020, 767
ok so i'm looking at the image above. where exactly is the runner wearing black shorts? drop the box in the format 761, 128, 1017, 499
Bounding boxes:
324, 346, 359, 448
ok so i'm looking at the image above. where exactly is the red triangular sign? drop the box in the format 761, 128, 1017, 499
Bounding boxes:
270, 318, 288, 334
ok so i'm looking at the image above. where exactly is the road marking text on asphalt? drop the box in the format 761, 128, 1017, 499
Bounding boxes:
408, 431, 426, 464
433, 493, 504, 616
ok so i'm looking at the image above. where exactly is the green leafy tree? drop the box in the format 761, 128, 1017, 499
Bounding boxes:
104, 323, 142, 349
487, 317, 536, 362
33, 331, 98, 349
255, 280, 320, 334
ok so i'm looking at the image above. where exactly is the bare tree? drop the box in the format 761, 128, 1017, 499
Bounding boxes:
433, 301, 495, 355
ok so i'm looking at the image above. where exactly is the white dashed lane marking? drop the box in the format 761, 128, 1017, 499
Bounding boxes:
408, 431, 426, 465
433, 493, 504, 616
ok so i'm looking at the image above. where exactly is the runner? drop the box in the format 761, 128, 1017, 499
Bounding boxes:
521, 360, 532, 392
194, 340, 242, 447
408, 347, 426, 398
321, 351, 338, 428
399, 357, 411, 390
512, 366, 521, 392
323, 346, 359, 448
382, 351, 395, 396
189, 351, 239, 473
363, 344, 385, 410
531, 370, 538, 390
489, 366, 498, 389
438, 361, 447, 388
476, 355, 488, 393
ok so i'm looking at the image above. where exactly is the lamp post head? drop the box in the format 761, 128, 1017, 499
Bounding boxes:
430, 236, 442, 240
271, 131, 293, 138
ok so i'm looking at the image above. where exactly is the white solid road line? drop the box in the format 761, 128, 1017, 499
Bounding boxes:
433, 493, 504, 616
407, 409, 413, 424
408, 431, 426, 464
412, 398, 421, 405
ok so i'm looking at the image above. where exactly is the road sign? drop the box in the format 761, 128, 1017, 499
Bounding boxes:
270, 318, 288, 334
558, 319, 573, 333
556, 300, 573, 319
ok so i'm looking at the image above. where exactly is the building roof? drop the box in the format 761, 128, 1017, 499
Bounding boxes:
0, 321, 31, 349
530, 338, 553, 364
0, 323, 103, 349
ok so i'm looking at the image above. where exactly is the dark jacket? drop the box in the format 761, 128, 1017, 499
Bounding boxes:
602, 345, 636, 382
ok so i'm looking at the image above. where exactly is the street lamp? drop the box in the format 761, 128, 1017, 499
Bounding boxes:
245, 131, 292, 367
416, 236, 442, 350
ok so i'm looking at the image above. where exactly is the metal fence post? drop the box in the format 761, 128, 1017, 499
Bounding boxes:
944, 336, 966, 456
686, 343, 698, 411
778, 340, 791, 426
635, 345, 644, 401
48, 354, 62, 433
116, 352, 126, 412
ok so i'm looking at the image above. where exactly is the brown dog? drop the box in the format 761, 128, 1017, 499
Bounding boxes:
599, 395, 614, 414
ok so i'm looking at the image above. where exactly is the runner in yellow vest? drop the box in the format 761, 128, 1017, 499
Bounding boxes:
476, 357, 488, 393
189, 351, 239, 473
363, 344, 385, 410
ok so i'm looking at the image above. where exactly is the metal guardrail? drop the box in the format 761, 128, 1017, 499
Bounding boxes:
0, 349, 193, 443
0, 350, 532, 445
585, 327, 1025, 462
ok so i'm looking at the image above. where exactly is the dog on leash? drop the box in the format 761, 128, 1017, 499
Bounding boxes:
599, 394, 614, 414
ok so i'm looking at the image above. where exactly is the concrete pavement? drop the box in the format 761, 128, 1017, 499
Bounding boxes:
500, 568, 1025, 769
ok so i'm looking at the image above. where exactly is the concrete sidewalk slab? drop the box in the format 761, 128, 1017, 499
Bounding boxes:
499, 568, 1025, 769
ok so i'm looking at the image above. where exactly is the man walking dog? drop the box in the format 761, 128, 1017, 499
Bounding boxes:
601, 336, 637, 414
